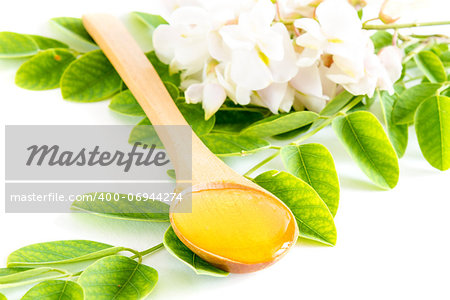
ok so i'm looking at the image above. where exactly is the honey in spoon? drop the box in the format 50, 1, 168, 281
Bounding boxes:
171, 183, 298, 272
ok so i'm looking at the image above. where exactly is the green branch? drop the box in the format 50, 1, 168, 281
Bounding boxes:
244, 150, 280, 177
363, 20, 450, 30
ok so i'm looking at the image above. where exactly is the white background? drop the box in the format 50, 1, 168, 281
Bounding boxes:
1, 1, 450, 299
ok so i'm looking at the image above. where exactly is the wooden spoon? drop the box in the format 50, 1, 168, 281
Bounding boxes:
82, 14, 299, 273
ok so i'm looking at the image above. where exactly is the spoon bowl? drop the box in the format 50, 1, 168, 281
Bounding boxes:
82, 14, 299, 273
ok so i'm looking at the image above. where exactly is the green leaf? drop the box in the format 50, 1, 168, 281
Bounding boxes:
0, 267, 43, 284
415, 96, 450, 171
394, 81, 406, 95
0, 267, 32, 277
213, 110, 265, 133
0, 267, 65, 285
71, 192, 169, 222
319, 91, 354, 116
27, 35, 69, 50
281, 144, 339, 217
21, 280, 84, 300
370, 31, 393, 53
146, 52, 180, 86
414, 50, 447, 83
15, 49, 76, 90
50, 17, 96, 45
378, 90, 408, 158
201, 133, 270, 156
431, 43, 448, 56
272, 124, 311, 140
392, 83, 442, 124
0, 32, 38, 58
254, 171, 337, 246
177, 101, 215, 136
132, 12, 168, 30
109, 90, 145, 116
0, 292, 6, 300
332, 111, 399, 189
163, 227, 228, 276
164, 81, 181, 100
440, 50, 450, 64
129, 118, 163, 148
109, 82, 179, 116
167, 169, 176, 179
241, 111, 318, 137
61, 50, 122, 102
7, 240, 123, 267
78, 255, 158, 300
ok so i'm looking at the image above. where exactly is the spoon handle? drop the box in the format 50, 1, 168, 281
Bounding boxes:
83, 14, 201, 181
82, 14, 186, 127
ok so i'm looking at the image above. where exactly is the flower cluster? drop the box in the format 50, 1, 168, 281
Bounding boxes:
153, 0, 403, 119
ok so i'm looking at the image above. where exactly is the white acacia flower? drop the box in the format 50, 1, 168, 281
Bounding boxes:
377, 45, 403, 92
185, 61, 227, 119
292, 0, 401, 99
291, 63, 340, 112
153, 7, 213, 75
277, 0, 319, 19
328, 43, 403, 97
214, 0, 298, 91
294, 0, 365, 74
253, 82, 295, 113
379, 0, 426, 24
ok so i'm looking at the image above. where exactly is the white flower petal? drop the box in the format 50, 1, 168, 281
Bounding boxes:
230, 49, 272, 90
290, 64, 324, 98
174, 40, 209, 74
220, 25, 254, 51
296, 47, 322, 67
326, 58, 362, 84
257, 82, 288, 113
185, 83, 204, 104
269, 23, 298, 82
241, 0, 276, 29
295, 33, 324, 50
294, 18, 323, 40
207, 31, 231, 62
279, 86, 295, 112
316, 0, 361, 40
343, 76, 377, 97
152, 25, 180, 64
318, 65, 338, 99
342, 53, 380, 97
170, 7, 211, 35
202, 83, 227, 119
378, 45, 403, 83
256, 29, 284, 61
294, 93, 327, 113
236, 85, 252, 105
215, 64, 237, 102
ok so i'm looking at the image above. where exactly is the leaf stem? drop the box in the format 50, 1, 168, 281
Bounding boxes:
292, 118, 333, 145
363, 20, 450, 30
243, 150, 280, 177
219, 106, 269, 114
130, 243, 164, 261
402, 40, 433, 63
139, 243, 165, 257
124, 248, 143, 264
292, 96, 363, 145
